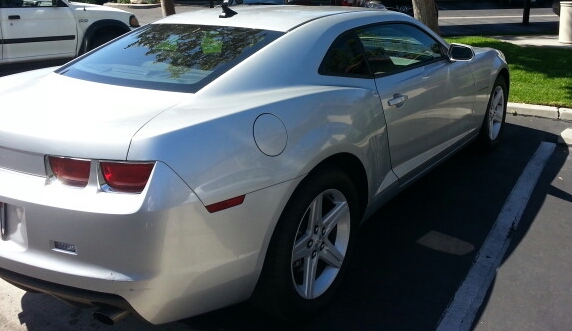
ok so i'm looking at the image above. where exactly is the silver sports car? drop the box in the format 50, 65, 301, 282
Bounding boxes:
0, 4, 509, 326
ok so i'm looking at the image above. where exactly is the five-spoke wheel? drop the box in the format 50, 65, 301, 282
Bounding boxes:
251, 166, 359, 322
291, 188, 351, 299
479, 75, 508, 148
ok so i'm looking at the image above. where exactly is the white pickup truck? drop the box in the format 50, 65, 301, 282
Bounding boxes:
0, 0, 139, 64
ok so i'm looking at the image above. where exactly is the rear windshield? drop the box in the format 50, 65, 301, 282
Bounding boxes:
57, 24, 282, 93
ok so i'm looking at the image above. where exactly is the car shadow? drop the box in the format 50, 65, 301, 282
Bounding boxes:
16, 120, 567, 330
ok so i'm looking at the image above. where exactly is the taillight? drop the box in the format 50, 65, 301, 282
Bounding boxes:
100, 161, 154, 193
48, 156, 91, 187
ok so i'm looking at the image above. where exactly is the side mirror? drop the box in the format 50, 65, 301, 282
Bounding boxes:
448, 43, 474, 61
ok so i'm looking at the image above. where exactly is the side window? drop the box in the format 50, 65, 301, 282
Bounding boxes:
356, 23, 444, 76
319, 31, 371, 78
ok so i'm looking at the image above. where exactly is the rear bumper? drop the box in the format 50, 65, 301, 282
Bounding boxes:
0, 266, 137, 315
0, 162, 296, 324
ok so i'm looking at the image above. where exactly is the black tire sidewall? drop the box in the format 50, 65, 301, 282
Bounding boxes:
252, 166, 360, 321
479, 75, 508, 148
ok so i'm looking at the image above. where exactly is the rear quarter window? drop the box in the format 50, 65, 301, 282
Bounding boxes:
319, 31, 372, 78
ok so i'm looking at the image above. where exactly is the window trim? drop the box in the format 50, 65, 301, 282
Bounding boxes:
318, 30, 374, 79
357, 22, 448, 78
55, 24, 284, 93
318, 21, 448, 80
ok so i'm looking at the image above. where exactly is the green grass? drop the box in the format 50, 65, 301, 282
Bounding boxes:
445, 36, 572, 108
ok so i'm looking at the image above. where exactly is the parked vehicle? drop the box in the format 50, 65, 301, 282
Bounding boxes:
0, 0, 139, 65
0, 5, 509, 326
355, 0, 413, 14
375, 0, 413, 14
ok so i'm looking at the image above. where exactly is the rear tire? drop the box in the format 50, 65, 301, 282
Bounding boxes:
251, 166, 359, 322
478, 75, 508, 149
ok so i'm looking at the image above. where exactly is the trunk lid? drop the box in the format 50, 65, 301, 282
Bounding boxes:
0, 72, 188, 176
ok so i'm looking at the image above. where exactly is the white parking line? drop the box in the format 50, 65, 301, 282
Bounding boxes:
558, 128, 572, 146
436, 141, 556, 331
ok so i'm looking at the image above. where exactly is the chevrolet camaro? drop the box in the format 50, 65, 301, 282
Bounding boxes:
0, 4, 509, 325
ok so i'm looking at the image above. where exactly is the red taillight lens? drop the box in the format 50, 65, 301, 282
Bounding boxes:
48, 156, 91, 187
100, 162, 154, 193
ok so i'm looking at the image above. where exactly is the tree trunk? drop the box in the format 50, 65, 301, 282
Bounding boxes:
161, 0, 176, 17
412, 0, 440, 36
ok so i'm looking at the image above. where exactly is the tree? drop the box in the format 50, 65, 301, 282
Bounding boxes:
161, 0, 176, 17
412, 0, 440, 35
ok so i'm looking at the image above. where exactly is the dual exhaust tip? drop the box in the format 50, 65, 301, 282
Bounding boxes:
92, 307, 130, 325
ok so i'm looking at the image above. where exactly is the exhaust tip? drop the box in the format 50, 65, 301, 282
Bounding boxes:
93, 307, 130, 325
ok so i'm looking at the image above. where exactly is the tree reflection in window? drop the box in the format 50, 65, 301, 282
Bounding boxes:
126, 25, 267, 79
58, 24, 281, 92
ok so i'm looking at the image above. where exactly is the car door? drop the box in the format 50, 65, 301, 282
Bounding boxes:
356, 23, 474, 182
0, 0, 77, 62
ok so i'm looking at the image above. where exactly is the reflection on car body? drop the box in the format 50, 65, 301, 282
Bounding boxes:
0, 5, 509, 326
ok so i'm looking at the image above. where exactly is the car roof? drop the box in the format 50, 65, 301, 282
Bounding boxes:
154, 5, 393, 32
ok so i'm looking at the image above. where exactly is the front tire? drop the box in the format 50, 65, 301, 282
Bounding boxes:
478, 75, 508, 149
251, 166, 359, 322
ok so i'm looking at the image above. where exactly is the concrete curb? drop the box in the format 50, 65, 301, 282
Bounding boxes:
560, 107, 572, 121
508, 102, 572, 122
508, 103, 572, 147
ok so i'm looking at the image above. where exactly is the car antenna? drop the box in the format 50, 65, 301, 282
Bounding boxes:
219, 0, 238, 18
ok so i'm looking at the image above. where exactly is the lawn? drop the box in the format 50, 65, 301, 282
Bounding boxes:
445, 36, 572, 108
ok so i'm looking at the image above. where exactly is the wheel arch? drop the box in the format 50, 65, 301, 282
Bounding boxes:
477, 69, 510, 149
79, 19, 130, 55
250, 152, 368, 320
307, 152, 369, 221
497, 67, 510, 93
250, 152, 369, 294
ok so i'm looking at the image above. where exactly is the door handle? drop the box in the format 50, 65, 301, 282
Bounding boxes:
8, 15, 21, 19
388, 94, 408, 107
